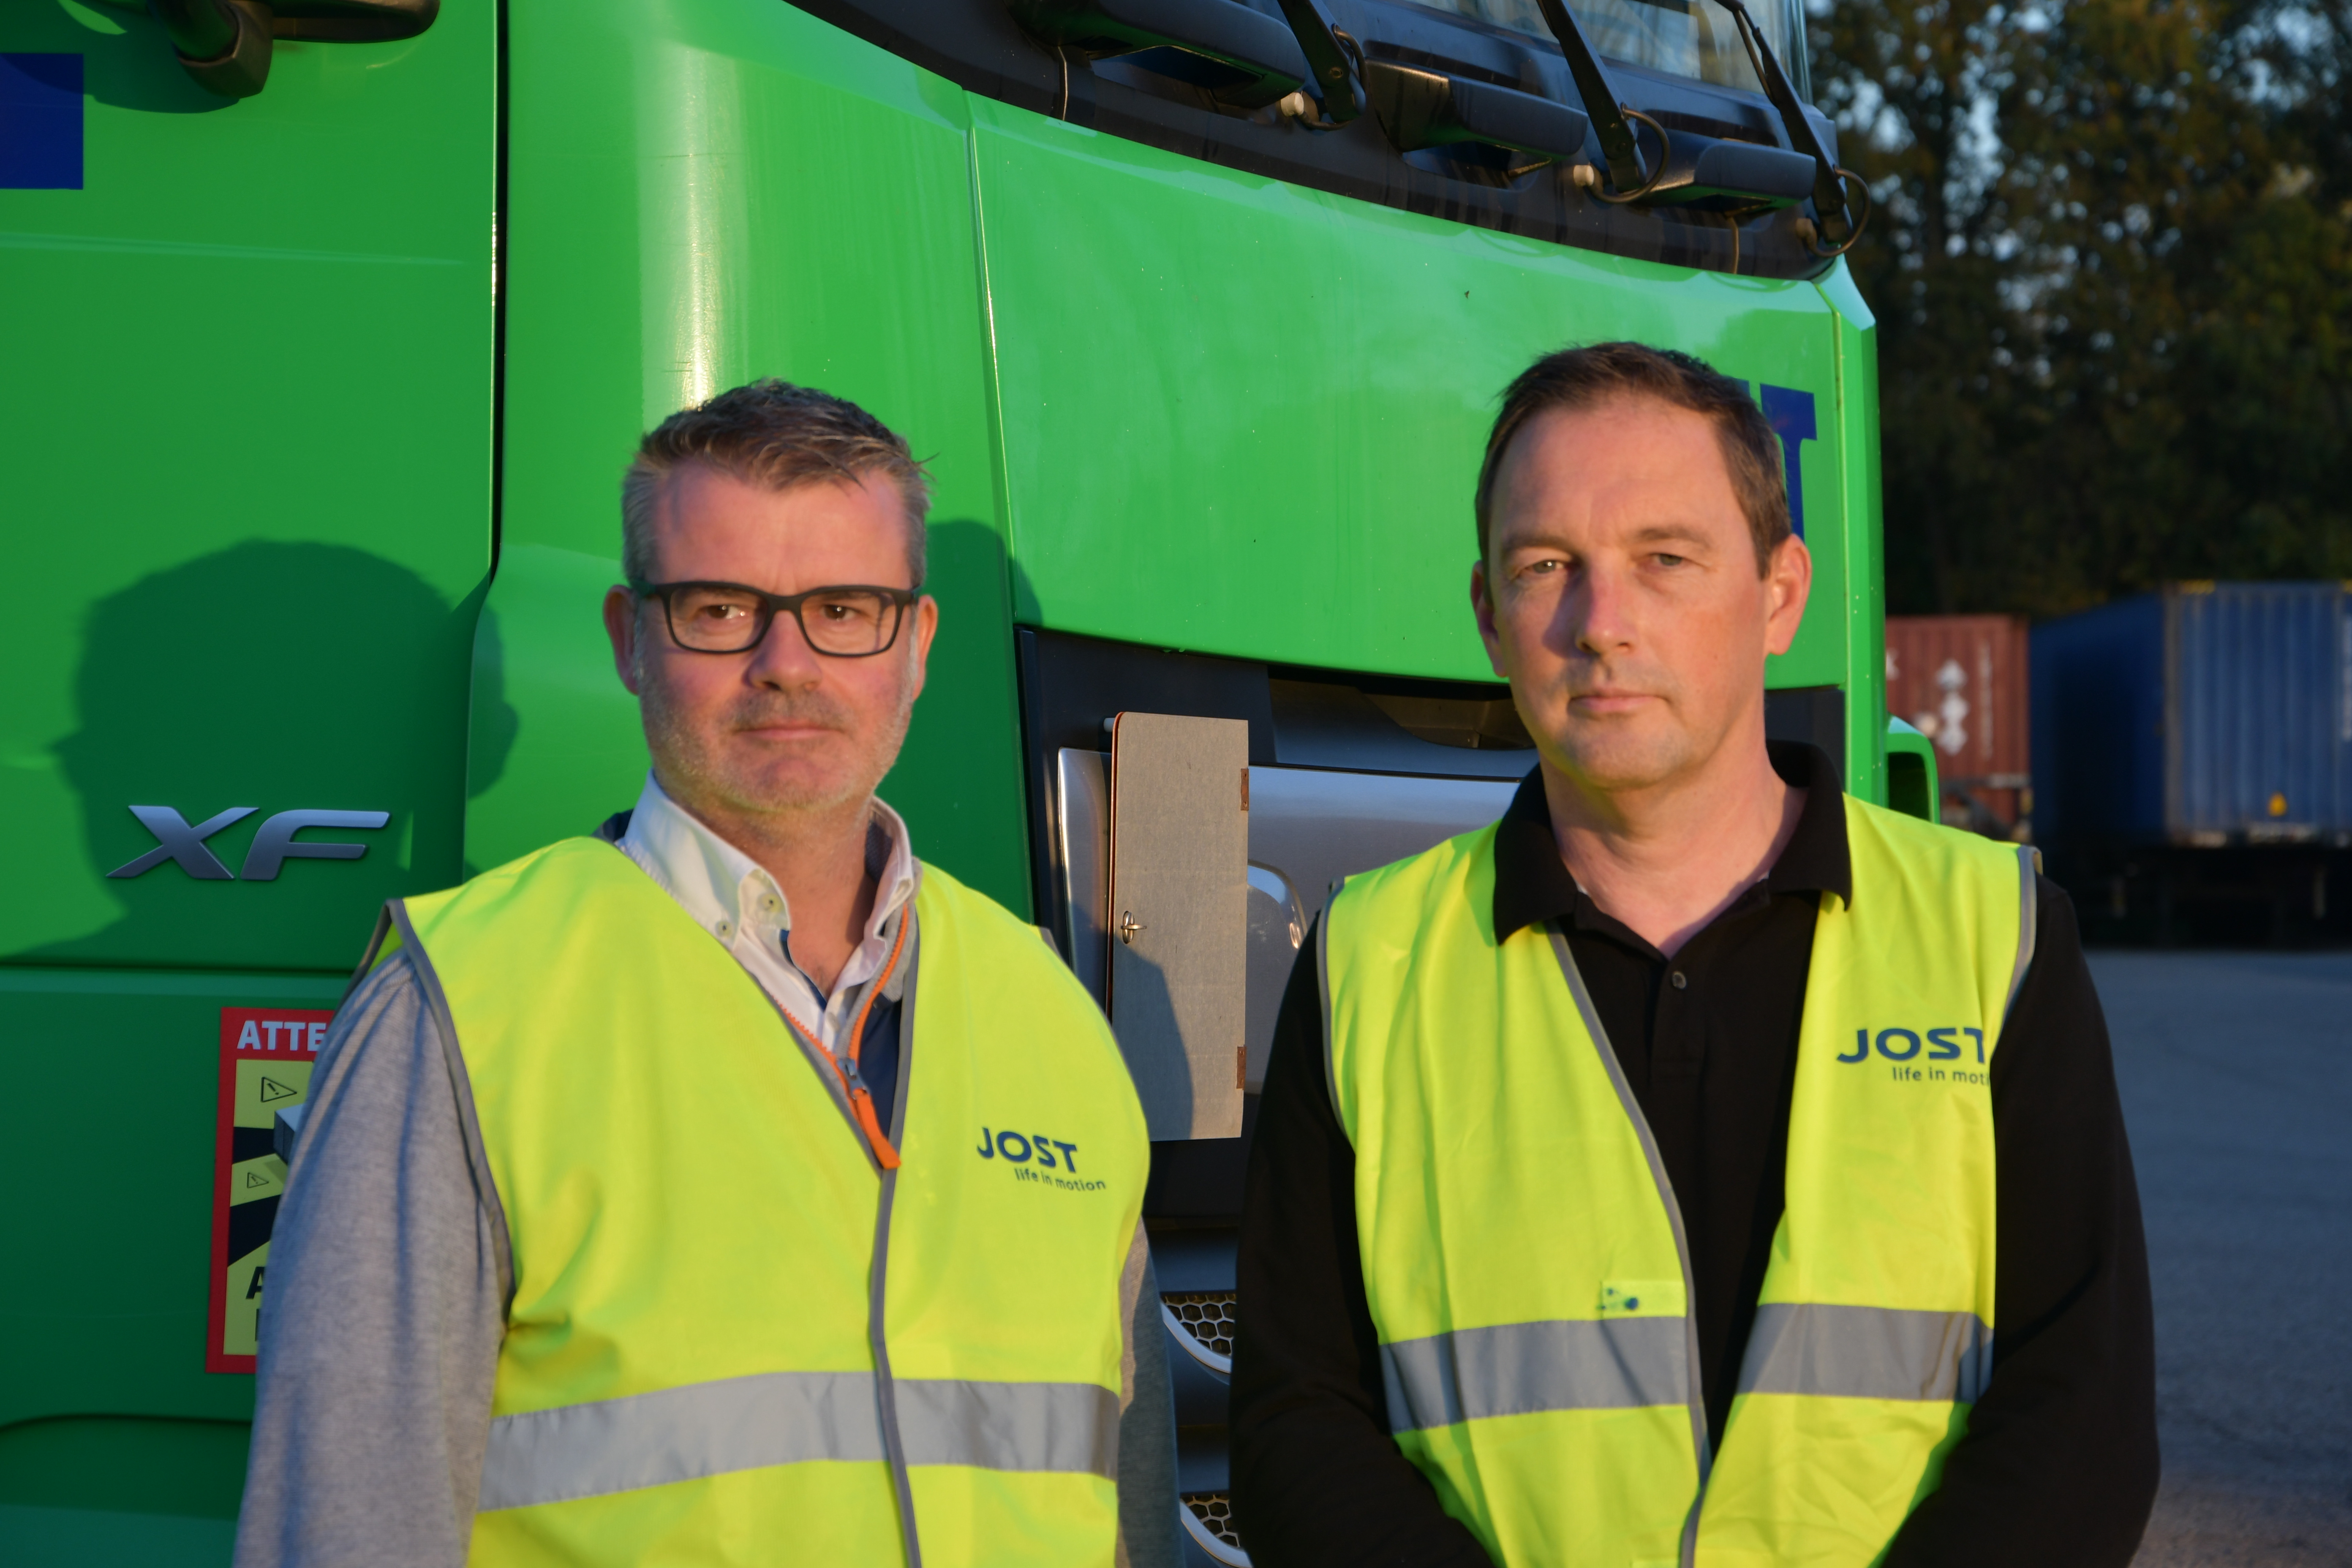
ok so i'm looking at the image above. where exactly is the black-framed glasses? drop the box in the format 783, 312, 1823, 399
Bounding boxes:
630, 579, 921, 657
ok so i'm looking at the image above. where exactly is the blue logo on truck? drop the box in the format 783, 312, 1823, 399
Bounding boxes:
2, 55, 84, 190
1731, 381, 1818, 538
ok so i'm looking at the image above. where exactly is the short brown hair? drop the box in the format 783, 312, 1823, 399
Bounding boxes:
1474, 342, 1791, 574
622, 379, 931, 585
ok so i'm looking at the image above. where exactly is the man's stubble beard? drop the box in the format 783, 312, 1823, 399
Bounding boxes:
1553, 720, 1699, 795
638, 641, 920, 822
1525, 661, 1706, 795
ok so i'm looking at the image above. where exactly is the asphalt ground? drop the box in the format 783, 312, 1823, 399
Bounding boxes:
2092, 951, 2352, 1565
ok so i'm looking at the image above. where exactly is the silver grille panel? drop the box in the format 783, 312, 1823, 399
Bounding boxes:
1166, 1291, 1237, 1359
1181, 1491, 1251, 1565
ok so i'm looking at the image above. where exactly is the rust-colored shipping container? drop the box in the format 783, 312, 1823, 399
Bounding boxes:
1886, 615, 2032, 838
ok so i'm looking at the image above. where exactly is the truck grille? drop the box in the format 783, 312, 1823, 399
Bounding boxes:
1181, 1491, 1250, 1563
1163, 1290, 1237, 1359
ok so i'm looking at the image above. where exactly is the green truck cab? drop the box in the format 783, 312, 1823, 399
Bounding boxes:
2, 2, 1892, 1560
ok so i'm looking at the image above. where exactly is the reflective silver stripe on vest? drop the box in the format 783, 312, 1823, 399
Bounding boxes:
1381, 1315, 1690, 1434
2005, 844, 2039, 1019
894, 1376, 1122, 1475
479, 1370, 1119, 1511
1736, 1303, 1993, 1405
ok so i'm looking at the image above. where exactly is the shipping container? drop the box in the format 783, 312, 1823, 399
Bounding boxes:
2032, 583, 2352, 942
2034, 583, 2352, 845
1886, 615, 2030, 837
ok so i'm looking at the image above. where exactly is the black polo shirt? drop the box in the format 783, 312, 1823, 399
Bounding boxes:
1230, 743, 2157, 1568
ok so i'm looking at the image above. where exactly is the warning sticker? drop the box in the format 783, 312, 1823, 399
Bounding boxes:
207, 1007, 334, 1373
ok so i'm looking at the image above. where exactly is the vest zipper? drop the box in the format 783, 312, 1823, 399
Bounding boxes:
837, 1053, 900, 1171
864, 919, 922, 1566
777, 911, 910, 1171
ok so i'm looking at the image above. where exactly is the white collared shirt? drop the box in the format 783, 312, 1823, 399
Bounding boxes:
616, 772, 919, 1056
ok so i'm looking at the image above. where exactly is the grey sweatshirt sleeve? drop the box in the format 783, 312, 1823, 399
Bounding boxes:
233, 945, 508, 1568
1117, 1220, 1182, 1568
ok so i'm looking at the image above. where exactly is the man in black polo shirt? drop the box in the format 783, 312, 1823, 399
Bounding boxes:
1230, 343, 2156, 1565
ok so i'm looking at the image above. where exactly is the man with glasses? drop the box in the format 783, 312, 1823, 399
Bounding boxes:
236, 381, 1178, 1568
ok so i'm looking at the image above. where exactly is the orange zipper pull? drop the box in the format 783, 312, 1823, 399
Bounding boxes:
832, 910, 910, 1171
847, 1082, 901, 1170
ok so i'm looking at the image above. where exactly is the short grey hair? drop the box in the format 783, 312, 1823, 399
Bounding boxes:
621, 379, 930, 585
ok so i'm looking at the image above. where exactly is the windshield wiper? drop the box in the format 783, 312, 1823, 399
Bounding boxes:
1533, 0, 1867, 245
1270, 0, 1361, 124
1715, 0, 1869, 251
1532, 0, 1662, 199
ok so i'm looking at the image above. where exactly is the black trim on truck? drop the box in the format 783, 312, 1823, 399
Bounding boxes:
796, 0, 1846, 279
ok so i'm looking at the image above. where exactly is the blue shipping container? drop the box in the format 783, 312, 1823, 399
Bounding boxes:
2032, 583, 2352, 846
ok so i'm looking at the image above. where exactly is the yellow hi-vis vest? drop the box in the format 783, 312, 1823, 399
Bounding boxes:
1323, 794, 2037, 1568
380, 838, 1149, 1568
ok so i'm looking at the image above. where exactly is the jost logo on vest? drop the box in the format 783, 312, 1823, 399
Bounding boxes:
975, 1127, 1108, 1192
1840, 1026, 1990, 1086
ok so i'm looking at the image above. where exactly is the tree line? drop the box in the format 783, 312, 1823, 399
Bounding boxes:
1808, 0, 2352, 616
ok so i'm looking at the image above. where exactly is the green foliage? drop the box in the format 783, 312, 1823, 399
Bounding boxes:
1810, 0, 2352, 615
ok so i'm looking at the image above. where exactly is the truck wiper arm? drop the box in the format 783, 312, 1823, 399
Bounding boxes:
1715, 0, 1868, 250
1270, 0, 1361, 124
1532, 0, 1658, 196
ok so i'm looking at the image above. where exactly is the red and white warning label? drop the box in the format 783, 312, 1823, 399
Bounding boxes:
207, 1007, 334, 1373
